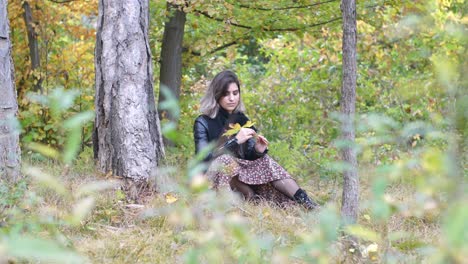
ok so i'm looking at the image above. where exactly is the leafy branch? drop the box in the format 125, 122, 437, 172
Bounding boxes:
232, 0, 338, 11
194, 9, 342, 32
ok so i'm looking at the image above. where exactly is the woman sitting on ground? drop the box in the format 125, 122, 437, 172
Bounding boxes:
193, 70, 319, 209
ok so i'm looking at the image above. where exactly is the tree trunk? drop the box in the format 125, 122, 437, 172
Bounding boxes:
0, 0, 21, 182
93, 0, 165, 183
158, 3, 186, 122
340, 0, 359, 224
22, 1, 43, 93
451, 50, 467, 199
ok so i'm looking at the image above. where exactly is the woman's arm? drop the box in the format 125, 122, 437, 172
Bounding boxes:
230, 113, 267, 160
194, 117, 213, 162
244, 137, 268, 160
194, 116, 242, 162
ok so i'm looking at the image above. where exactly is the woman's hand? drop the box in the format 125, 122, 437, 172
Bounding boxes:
255, 135, 269, 153
235, 128, 256, 144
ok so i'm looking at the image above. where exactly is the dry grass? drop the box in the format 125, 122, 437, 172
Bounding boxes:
15, 155, 446, 264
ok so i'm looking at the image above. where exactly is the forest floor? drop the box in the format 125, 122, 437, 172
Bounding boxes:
19, 152, 442, 263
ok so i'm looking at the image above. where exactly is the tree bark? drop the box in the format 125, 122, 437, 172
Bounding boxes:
93, 0, 165, 183
22, 1, 43, 93
158, 3, 186, 122
340, 0, 359, 224
0, 0, 21, 182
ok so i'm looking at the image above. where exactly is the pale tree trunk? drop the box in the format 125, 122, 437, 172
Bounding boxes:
0, 0, 21, 182
451, 52, 467, 199
340, 0, 359, 224
93, 0, 165, 183
158, 3, 186, 122
22, 1, 42, 93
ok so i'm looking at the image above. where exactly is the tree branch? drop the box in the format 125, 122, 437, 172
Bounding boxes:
189, 40, 239, 56
264, 17, 342, 32
233, 0, 338, 11
188, 16, 341, 56
47, 0, 76, 3
195, 9, 250, 29
195, 9, 341, 32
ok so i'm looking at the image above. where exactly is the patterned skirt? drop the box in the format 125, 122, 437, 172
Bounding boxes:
206, 154, 295, 206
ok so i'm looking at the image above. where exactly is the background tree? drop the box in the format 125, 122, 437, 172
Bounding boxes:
22, 1, 42, 93
93, 0, 164, 184
339, 0, 358, 224
0, 0, 20, 181
8, 0, 97, 146
158, 3, 186, 124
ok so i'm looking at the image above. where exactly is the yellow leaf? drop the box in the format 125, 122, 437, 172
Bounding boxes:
367, 243, 379, 261
223, 121, 255, 137
165, 193, 178, 204
223, 123, 241, 137
242, 121, 255, 128
229, 123, 241, 130
223, 129, 238, 137
367, 243, 378, 252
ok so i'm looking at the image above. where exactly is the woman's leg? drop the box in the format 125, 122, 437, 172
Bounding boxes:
271, 179, 319, 210
208, 155, 258, 201
230, 176, 255, 200
271, 179, 299, 198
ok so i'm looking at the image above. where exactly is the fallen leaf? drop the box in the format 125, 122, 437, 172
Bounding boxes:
367, 243, 378, 252
165, 193, 178, 204
364, 214, 371, 221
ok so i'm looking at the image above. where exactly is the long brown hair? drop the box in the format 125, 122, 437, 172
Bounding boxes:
200, 70, 246, 118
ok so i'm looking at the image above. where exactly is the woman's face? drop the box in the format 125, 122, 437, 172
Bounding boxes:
218, 82, 240, 114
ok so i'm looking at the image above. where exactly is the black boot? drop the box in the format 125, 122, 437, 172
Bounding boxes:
293, 188, 319, 210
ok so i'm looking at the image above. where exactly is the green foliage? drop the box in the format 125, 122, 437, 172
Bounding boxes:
20, 88, 94, 163
4, 0, 466, 262
440, 201, 468, 262
0, 88, 113, 263
2, 236, 85, 264
0, 173, 93, 263
9, 0, 96, 148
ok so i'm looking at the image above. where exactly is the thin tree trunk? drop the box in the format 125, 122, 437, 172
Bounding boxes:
93, 0, 164, 183
0, 0, 21, 182
22, 1, 42, 93
340, 0, 359, 224
158, 3, 186, 122
450, 51, 467, 199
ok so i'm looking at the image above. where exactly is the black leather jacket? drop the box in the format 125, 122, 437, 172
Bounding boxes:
193, 108, 267, 162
